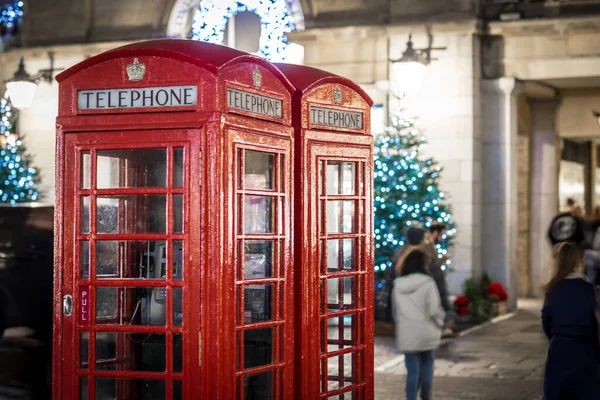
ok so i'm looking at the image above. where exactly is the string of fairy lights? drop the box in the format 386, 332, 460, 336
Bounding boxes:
373, 117, 455, 276
192, 0, 295, 62
0, 1, 23, 31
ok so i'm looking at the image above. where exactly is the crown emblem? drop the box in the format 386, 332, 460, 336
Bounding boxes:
126, 58, 146, 81
252, 68, 262, 89
334, 87, 342, 105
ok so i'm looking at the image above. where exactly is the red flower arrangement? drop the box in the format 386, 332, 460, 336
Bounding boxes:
487, 282, 508, 302
454, 295, 471, 317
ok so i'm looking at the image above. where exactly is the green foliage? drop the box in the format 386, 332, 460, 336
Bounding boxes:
0, 98, 40, 204
463, 273, 493, 323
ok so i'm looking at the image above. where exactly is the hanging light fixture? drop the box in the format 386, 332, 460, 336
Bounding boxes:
5, 52, 62, 109
6, 57, 37, 109
390, 34, 446, 99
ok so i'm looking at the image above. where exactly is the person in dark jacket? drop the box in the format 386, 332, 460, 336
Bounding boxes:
422, 223, 455, 336
377, 226, 428, 323
542, 241, 600, 400
548, 198, 587, 248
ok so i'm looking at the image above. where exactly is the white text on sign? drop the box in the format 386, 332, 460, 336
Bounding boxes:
227, 88, 283, 119
310, 107, 363, 130
77, 85, 197, 110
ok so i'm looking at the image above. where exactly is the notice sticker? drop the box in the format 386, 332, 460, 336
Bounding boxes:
79, 285, 90, 326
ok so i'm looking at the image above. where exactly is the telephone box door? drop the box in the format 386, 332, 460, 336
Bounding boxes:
58, 129, 201, 400
308, 137, 374, 398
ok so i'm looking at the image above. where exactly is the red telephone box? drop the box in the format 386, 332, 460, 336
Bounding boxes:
54, 39, 373, 400
277, 64, 374, 399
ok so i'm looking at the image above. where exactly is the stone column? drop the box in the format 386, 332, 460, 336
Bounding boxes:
529, 99, 561, 297
481, 78, 523, 310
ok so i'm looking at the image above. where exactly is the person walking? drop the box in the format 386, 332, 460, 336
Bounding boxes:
584, 206, 600, 285
422, 223, 455, 337
548, 198, 586, 248
376, 225, 429, 323
392, 247, 445, 400
542, 242, 600, 400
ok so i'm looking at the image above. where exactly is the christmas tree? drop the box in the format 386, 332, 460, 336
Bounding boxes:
0, 97, 40, 204
373, 115, 455, 281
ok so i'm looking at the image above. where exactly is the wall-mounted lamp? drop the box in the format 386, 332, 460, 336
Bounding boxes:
594, 111, 600, 130
389, 34, 446, 98
5, 51, 63, 109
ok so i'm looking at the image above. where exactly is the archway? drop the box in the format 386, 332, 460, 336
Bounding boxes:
166, 0, 304, 62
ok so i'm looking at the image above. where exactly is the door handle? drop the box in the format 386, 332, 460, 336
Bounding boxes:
63, 294, 73, 317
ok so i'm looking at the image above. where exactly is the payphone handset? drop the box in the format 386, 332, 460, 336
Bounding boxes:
147, 243, 183, 326
120, 242, 183, 326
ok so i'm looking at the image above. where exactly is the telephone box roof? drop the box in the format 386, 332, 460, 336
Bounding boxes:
56, 39, 291, 90
275, 63, 373, 107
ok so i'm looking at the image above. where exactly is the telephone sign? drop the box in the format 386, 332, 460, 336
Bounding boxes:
77, 85, 197, 110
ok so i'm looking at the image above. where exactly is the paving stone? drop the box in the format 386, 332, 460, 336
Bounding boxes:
374, 303, 546, 399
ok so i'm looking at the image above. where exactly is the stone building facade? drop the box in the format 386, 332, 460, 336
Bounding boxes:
3, 0, 600, 305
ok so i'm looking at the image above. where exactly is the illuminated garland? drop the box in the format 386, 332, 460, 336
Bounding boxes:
0, 98, 39, 204
192, 0, 295, 62
0, 1, 23, 33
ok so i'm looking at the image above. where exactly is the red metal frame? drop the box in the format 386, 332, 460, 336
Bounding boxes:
55, 40, 373, 400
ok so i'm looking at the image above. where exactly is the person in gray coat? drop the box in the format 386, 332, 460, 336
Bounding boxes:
392, 247, 445, 400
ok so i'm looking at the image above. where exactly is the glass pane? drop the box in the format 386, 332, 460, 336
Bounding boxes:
96, 241, 170, 279
81, 152, 90, 189
173, 380, 182, 400
80, 241, 90, 279
97, 149, 167, 189
327, 162, 355, 195
244, 240, 273, 280
244, 328, 273, 369
243, 370, 273, 399
173, 195, 183, 233
326, 201, 354, 233
173, 334, 182, 373
81, 197, 90, 234
173, 148, 184, 188
319, 160, 324, 196
96, 287, 167, 326
326, 239, 354, 272
97, 195, 166, 234
244, 196, 273, 234
243, 284, 273, 324
325, 315, 358, 352
327, 277, 355, 313
95, 332, 166, 372
327, 353, 355, 391
173, 241, 183, 281
95, 378, 165, 400
244, 150, 274, 190
80, 332, 89, 369
96, 241, 118, 277
173, 287, 183, 327
80, 377, 88, 400
327, 390, 359, 400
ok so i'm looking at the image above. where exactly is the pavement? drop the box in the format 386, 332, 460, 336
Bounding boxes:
374, 299, 547, 400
